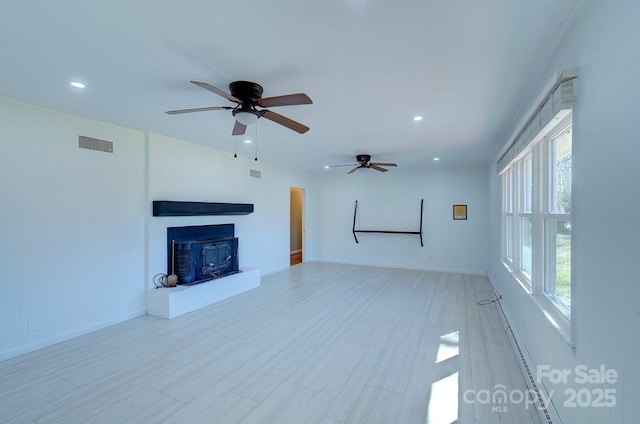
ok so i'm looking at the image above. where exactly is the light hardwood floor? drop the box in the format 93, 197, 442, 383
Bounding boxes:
0, 262, 541, 424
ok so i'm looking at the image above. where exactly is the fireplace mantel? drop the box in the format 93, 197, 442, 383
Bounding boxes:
152, 201, 254, 217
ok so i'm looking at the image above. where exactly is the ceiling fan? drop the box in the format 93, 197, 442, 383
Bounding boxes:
166, 80, 312, 136
329, 154, 398, 174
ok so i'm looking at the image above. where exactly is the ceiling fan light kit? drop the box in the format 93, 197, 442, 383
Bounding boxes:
167, 80, 312, 136
232, 109, 261, 125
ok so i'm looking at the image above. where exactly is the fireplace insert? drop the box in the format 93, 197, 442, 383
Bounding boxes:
167, 224, 240, 285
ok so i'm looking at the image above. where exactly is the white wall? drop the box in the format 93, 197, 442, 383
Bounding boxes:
0, 98, 146, 360
488, 1, 640, 422
0, 99, 313, 360
314, 165, 488, 274
146, 133, 312, 285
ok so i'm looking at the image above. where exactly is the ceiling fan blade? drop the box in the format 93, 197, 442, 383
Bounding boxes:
347, 166, 361, 174
262, 110, 309, 134
232, 121, 247, 136
165, 106, 232, 115
370, 164, 389, 172
258, 93, 313, 108
190, 81, 242, 104
328, 163, 359, 168
370, 162, 397, 167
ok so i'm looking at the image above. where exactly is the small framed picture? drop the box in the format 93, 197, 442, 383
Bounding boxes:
453, 204, 467, 220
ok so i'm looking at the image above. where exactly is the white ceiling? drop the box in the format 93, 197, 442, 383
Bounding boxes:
0, 0, 582, 174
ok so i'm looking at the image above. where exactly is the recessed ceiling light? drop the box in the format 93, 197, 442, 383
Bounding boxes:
324, 165, 330, 169
244, 139, 252, 144
70, 81, 86, 89
433, 157, 440, 161
413, 116, 423, 121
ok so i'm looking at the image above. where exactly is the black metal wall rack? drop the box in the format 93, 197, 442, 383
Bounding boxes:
352, 199, 424, 247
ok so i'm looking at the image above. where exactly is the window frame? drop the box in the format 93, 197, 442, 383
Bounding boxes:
500, 111, 573, 337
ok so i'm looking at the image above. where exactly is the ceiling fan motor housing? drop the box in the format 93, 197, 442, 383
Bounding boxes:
229, 81, 264, 104
356, 154, 371, 163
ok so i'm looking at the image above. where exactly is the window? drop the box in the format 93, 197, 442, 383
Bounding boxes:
498, 70, 576, 337
500, 113, 573, 321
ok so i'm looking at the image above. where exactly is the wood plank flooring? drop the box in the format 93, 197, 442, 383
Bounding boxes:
0, 262, 541, 424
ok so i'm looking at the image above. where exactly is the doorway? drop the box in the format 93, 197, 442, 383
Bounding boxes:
290, 188, 304, 266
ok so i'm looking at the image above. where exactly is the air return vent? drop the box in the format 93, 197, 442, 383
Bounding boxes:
249, 169, 261, 178
79, 136, 113, 153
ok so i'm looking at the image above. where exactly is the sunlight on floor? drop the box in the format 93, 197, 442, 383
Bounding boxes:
436, 330, 459, 364
427, 371, 459, 424
428, 330, 460, 423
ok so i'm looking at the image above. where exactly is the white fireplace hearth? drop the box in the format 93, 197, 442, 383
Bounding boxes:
146, 267, 260, 319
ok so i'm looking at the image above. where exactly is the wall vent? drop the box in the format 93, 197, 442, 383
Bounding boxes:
249, 169, 261, 178
79, 135, 113, 153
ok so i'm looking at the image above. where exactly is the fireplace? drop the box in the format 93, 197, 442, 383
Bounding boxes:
167, 224, 239, 285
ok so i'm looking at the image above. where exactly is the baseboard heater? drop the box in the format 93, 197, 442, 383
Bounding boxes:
153, 201, 254, 217
494, 294, 556, 424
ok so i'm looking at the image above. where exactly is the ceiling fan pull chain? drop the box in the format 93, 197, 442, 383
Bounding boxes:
233, 135, 238, 158
254, 121, 258, 161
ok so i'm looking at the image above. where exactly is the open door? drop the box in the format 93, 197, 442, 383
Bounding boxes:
290, 188, 304, 266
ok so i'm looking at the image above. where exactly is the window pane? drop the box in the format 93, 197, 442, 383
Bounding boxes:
550, 127, 572, 214
545, 219, 571, 314
503, 169, 513, 213
520, 217, 532, 277
523, 156, 533, 213
505, 215, 513, 262
508, 169, 513, 212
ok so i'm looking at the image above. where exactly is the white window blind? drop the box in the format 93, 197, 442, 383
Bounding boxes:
497, 69, 577, 174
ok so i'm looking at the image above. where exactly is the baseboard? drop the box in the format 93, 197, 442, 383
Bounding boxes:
263, 264, 293, 276
316, 258, 488, 276
0, 309, 145, 362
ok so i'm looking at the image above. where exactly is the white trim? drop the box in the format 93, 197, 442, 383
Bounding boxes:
501, 260, 532, 294
317, 258, 488, 276
536, 294, 573, 345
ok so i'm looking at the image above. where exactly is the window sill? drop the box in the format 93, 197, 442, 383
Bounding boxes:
501, 260, 574, 348
530, 294, 574, 348
500, 260, 532, 293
